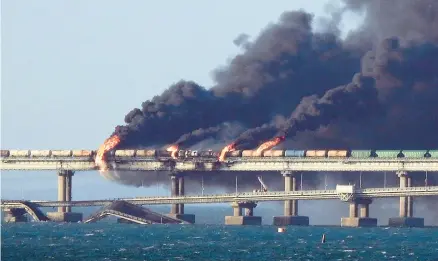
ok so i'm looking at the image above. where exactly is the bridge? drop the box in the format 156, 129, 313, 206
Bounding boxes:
2, 157, 438, 172
3, 186, 438, 207
2, 154, 437, 227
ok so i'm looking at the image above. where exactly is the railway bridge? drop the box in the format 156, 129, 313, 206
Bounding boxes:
2, 151, 438, 227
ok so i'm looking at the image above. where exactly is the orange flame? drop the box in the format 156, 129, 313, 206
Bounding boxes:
95, 135, 121, 172
218, 142, 236, 162
167, 144, 179, 159
255, 136, 285, 155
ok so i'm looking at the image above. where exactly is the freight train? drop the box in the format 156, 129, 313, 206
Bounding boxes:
1, 149, 438, 159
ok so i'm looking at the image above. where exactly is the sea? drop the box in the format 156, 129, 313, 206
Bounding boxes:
2, 223, 438, 261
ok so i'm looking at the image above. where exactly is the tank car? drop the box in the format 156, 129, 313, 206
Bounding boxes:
72, 150, 94, 157
0, 150, 10, 157
30, 150, 51, 157
305, 150, 327, 157
327, 150, 349, 157
284, 150, 305, 157
9, 150, 31, 157
114, 150, 136, 157
263, 150, 284, 157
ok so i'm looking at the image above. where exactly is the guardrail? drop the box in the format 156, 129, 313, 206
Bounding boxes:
2, 186, 438, 207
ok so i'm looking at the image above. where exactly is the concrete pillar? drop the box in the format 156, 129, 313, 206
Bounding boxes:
341, 198, 376, 227
65, 171, 74, 213
284, 173, 292, 216
245, 207, 254, 217
388, 171, 424, 227
166, 172, 195, 224
398, 171, 408, 217
47, 170, 82, 222
178, 175, 184, 214
57, 171, 67, 213
170, 175, 179, 214
282, 171, 298, 216
349, 202, 358, 218
360, 203, 370, 218
225, 202, 261, 225
273, 171, 309, 226
232, 202, 242, 216
292, 175, 298, 216
407, 176, 413, 217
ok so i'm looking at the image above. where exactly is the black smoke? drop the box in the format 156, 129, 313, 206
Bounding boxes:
108, 0, 438, 209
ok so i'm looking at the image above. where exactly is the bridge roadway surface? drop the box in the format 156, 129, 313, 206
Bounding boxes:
2, 157, 438, 172
2, 186, 438, 208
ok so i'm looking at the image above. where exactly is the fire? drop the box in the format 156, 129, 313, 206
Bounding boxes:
255, 136, 285, 155
95, 135, 121, 172
218, 142, 236, 162
167, 144, 179, 159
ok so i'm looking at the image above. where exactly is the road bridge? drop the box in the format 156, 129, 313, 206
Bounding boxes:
2, 186, 438, 207
2, 186, 438, 227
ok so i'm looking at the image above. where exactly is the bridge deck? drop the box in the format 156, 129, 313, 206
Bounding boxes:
2, 186, 438, 208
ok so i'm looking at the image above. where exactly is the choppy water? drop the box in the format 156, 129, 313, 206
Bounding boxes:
2, 223, 438, 260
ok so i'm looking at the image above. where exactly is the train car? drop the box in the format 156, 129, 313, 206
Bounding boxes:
72, 150, 94, 157
51, 150, 72, 157
374, 150, 401, 158
427, 150, 438, 158
135, 150, 156, 157
305, 150, 327, 157
30, 150, 51, 157
114, 150, 135, 157
400, 150, 427, 158
263, 150, 285, 157
284, 150, 305, 157
228, 150, 242, 157
0, 150, 10, 157
199, 151, 220, 158
350, 150, 372, 158
9, 150, 31, 157
242, 150, 259, 157
327, 150, 349, 157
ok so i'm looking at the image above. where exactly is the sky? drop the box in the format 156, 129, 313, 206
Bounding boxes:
1, 0, 364, 205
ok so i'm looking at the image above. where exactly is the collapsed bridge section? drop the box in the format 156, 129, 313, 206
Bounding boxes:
83, 201, 189, 224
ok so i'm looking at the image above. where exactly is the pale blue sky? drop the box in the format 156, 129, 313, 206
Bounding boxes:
1, 0, 363, 202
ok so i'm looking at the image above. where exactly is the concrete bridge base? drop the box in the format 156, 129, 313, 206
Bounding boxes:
341, 217, 377, 227
167, 214, 195, 224
273, 216, 309, 226
225, 216, 262, 225
47, 212, 83, 223
388, 217, 424, 227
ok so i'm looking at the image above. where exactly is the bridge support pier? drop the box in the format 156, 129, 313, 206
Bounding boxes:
47, 170, 82, 222
388, 171, 424, 227
167, 173, 195, 224
3, 208, 28, 223
273, 171, 309, 226
341, 198, 377, 227
225, 202, 261, 225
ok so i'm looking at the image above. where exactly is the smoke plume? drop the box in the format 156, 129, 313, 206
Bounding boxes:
106, 0, 438, 212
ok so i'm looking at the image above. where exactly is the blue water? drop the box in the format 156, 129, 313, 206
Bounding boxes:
2, 223, 438, 261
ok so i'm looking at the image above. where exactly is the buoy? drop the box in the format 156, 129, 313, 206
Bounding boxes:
278, 227, 286, 233
321, 233, 326, 243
